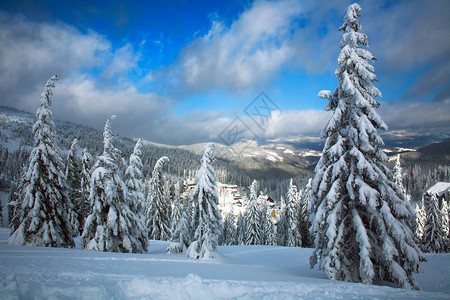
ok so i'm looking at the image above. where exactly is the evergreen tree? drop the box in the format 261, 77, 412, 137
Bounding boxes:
125, 139, 146, 214
393, 155, 407, 199
221, 210, 236, 245
414, 204, 426, 242
66, 139, 81, 235
146, 156, 171, 241
276, 204, 289, 246
421, 193, 448, 253
9, 75, 74, 247
125, 139, 148, 241
236, 211, 246, 245
170, 181, 183, 234
442, 200, 449, 239
167, 188, 192, 254
300, 178, 312, 247
259, 197, 269, 245
187, 143, 222, 259
82, 116, 147, 253
79, 148, 93, 229
309, 4, 423, 289
7, 181, 20, 229
263, 203, 277, 246
245, 180, 262, 245
167, 210, 192, 254
287, 179, 302, 247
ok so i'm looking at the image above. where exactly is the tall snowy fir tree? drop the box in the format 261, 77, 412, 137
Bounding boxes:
125, 138, 148, 240
220, 210, 236, 245
287, 179, 302, 247
65, 139, 81, 235
146, 156, 171, 241
244, 180, 262, 245
414, 204, 426, 242
259, 197, 269, 245
167, 189, 192, 254
187, 143, 223, 259
300, 178, 312, 247
421, 193, 448, 253
125, 139, 146, 214
236, 211, 246, 245
82, 116, 147, 253
170, 181, 183, 234
9, 75, 74, 248
276, 203, 289, 246
262, 201, 277, 246
393, 154, 410, 203
309, 4, 423, 289
79, 148, 93, 230
441, 201, 449, 239
167, 209, 192, 254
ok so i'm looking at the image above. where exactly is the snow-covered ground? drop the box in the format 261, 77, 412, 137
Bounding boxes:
0, 228, 448, 299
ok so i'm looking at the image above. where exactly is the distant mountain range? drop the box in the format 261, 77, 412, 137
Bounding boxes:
1, 105, 449, 180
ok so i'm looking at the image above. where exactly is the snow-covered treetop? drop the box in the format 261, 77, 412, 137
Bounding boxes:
201, 143, 216, 166
153, 156, 170, 175
250, 180, 258, 202
193, 143, 218, 195
339, 3, 362, 33
68, 139, 78, 158
33, 75, 60, 147
129, 139, 143, 171
40, 75, 60, 108
103, 115, 116, 156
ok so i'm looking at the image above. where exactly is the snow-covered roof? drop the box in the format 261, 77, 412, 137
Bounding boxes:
426, 182, 450, 197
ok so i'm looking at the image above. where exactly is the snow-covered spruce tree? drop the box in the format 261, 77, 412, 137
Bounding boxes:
244, 180, 262, 245
9, 75, 74, 247
79, 148, 93, 229
8, 181, 21, 230
66, 139, 81, 235
263, 203, 277, 246
125, 139, 146, 214
309, 4, 423, 289
164, 177, 174, 221
170, 181, 183, 234
146, 156, 171, 241
442, 200, 449, 239
82, 116, 147, 253
393, 154, 413, 208
414, 204, 426, 242
393, 155, 407, 199
125, 138, 148, 241
187, 143, 223, 259
300, 178, 312, 247
276, 204, 289, 246
167, 188, 193, 254
287, 179, 302, 247
421, 193, 448, 253
236, 211, 246, 245
220, 211, 236, 245
259, 197, 269, 245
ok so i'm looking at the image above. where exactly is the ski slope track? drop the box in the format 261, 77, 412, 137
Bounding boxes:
0, 228, 449, 299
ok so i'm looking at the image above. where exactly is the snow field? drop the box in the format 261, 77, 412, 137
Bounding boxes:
0, 228, 449, 299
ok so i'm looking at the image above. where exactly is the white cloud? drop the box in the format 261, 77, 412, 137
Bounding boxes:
265, 109, 331, 138
151, 0, 303, 94
101, 43, 140, 81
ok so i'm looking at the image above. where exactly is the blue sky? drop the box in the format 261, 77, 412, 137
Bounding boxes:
0, 0, 449, 145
